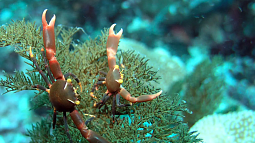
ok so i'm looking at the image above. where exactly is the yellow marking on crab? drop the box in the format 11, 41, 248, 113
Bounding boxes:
114, 65, 119, 70
120, 73, 124, 79
78, 82, 82, 92
90, 92, 97, 99
46, 89, 50, 93
116, 79, 123, 84
67, 78, 72, 83
29, 47, 34, 58
75, 100, 80, 105
73, 87, 79, 96
67, 99, 80, 105
93, 102, 97, 107
119, 66, 124, 79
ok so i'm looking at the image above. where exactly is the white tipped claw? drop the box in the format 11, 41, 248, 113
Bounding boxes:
42, 9, 56, 27
154, 90, 163, 97
109, 24, 116, 35
43, 9, 48, 15
109, 24, 123, 37
117, 28, 123, 37
42, 9, 48, 26
49, 14, 56, 27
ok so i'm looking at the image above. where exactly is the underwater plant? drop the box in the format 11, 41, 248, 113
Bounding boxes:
168, 57, 225, 127
0, 10, 201, 142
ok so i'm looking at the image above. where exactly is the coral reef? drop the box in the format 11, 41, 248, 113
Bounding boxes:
0, 19, 200, 142
189, 110, 255, 143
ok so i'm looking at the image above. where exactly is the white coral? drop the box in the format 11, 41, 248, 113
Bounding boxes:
189, 110, 255, 143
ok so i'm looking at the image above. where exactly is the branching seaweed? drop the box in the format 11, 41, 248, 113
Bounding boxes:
0, 19, 201, 142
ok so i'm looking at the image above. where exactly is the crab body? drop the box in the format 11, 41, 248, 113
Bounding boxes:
49, 80, 78, 112
106, 67, 122, 93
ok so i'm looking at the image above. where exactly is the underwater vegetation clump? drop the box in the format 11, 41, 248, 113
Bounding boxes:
168, 57, 225, 127
0, 17, 201, 142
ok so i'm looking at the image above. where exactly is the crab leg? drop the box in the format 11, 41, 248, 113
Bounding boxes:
116, 93, 132, 107
63, 112, 73, 143
106, 24, 123, 69
90, 77, 106, 98
42, 9, 65, 81
94, 92, 111, 108
70, 110, 110, 143
119, 87, 162, 103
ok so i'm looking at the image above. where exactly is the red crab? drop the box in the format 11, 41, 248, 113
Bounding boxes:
30, 9, 110, 143
91, 24, 162, 122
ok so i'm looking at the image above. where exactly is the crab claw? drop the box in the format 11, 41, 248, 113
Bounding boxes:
42, 9, 56, 53
42, 9, 64, 81
42, 9, 56, 28
119, 88, 162, 103
109, 24, 123, 37
106, 24, 123, 69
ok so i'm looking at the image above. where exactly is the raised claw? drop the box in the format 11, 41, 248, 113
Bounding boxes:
42, 9, 56, 28
109, 24, 123, 38
42, 9, 64, 80
42, 9, 56, 53
106, 24, 123, 69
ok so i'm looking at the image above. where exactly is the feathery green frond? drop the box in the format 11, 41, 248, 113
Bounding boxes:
0, 19, 200, 142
